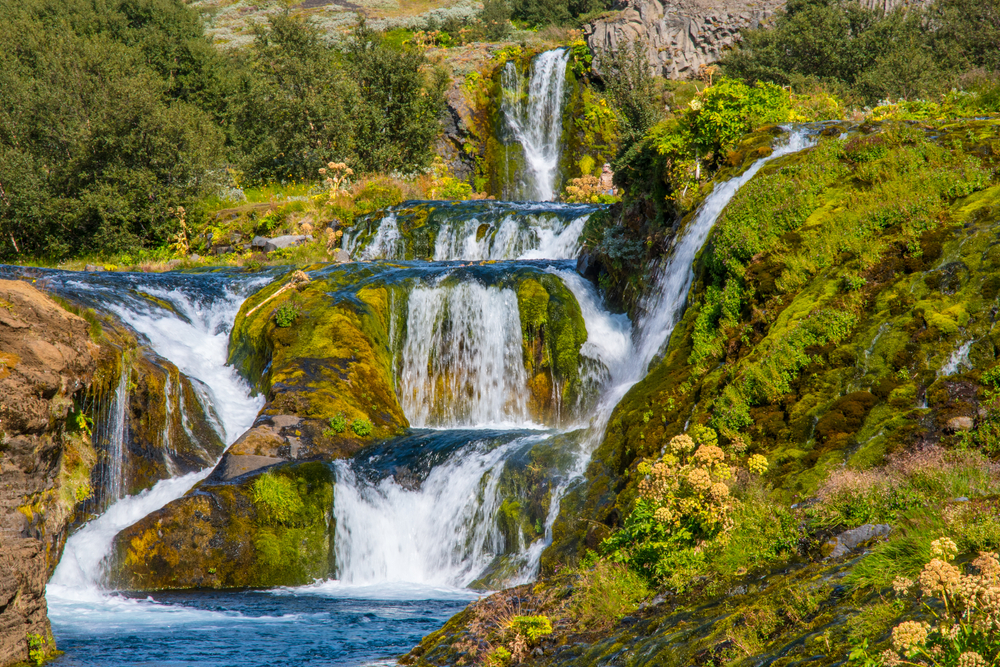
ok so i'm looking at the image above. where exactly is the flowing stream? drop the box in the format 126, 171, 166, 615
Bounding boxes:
26, 115, 814, 663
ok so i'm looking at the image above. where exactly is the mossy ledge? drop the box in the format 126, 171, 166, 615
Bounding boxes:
110, 461, 335, 591
407, 118, 1000, 666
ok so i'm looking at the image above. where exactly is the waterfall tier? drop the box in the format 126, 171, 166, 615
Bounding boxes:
343, 200, 599, 261
499, 49, 572, 201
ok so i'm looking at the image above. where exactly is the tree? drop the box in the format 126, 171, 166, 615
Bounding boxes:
344, 22, 446, 174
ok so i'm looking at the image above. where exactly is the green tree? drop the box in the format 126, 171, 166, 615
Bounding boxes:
228, 13, 353, 183
344, 23, 446, 175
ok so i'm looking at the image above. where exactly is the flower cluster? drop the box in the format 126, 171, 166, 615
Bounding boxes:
859, 539, 1000, 666
636, 427, 737, 537
319, 161, 353, 199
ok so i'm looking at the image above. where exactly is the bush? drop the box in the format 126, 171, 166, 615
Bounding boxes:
849, 543, 1000, 666
351, 418, 374, 437
274, 302, 299, 328
324, 413, 348, 435
722, 0, 1000, 105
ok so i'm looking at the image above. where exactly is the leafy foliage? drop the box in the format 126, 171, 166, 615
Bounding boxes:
722, 0, 1000, 104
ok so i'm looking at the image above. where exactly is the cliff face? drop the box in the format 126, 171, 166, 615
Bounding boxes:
584, 0, 930, 79
585, 0, 785, 78
0, 280, 97, 666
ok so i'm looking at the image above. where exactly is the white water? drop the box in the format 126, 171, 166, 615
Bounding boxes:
49, 281, 265, 593
940, 339, 973, 376
333, 435, 542, 587
501, 49, 572, 201
399, 283, 532, 428
96, 363, 130, 506
432, 212, 588, 261
354, 211, 404, 261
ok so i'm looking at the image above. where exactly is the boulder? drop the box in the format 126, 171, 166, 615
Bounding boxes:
945, 416, 974, 433
251, 235, 311, 253
83, 264, 105, 272
824, 523, 892, 559
332, 248, 351, 264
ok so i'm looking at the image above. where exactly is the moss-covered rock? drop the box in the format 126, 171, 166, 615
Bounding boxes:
516, 276, 589, 424
110, 461, 334, 591
544, 120, 1000, 570
226, 268, 409, 477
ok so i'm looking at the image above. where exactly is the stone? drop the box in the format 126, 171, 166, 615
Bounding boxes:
0, 280, 97, 666
263, 235, 310, 253
332, 248, 351, 264
189, 254, 201, 262
83, 264, 105, 272
824, 523, 892, 559
945, 416, 974, 433
210, 452, 284, 482
212, 245, 234, 256
165, 259, 183, 270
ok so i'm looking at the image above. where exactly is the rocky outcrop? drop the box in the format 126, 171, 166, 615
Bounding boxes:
585, 0, 785, 79
0, 280, 97, 666
584, 0, 929, 79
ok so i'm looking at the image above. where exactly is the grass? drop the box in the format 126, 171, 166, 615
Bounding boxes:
570, 559, 651, 631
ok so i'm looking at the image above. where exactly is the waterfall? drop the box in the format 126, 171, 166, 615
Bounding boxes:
328, 128, 817, 588
332, 435, 538, 587
47, 275, 266, 591
342, 201, 597, 261
93, 360, 130, 508
501, 48, 572, 201
399, 282, 532, 428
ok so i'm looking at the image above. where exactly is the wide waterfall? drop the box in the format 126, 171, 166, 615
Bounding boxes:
500, 48, 572, 201
25, 128, 817, 666
399, 283, 532, 428
343, 200, 598, 261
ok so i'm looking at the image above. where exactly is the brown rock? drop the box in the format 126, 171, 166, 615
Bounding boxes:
945, 416, 974, 433
0, 280, 97, 666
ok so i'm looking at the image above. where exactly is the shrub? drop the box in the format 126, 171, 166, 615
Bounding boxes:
687, 78, 790, 162
274, 302, 299, 328
324, 413, 348, 436
508, 616, 553, 643
848, 545, 1000, 666
351, 418, 374, 437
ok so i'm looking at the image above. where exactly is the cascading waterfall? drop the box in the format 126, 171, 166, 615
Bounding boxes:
501, 48, 572, 201
328, 128, 817, 590
399, 282, 532, 428
48, 276, 266, 592
31, 128, 820, 666
343, 201, 598, 261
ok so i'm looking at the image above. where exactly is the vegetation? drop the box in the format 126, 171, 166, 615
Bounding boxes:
0, 1, 446, 262
722, 0, 1000, 105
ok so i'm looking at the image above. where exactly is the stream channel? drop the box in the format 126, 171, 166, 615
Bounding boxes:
3, 46, 818, 666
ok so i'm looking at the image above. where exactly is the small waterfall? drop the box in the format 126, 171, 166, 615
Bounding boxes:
332, 435, 536, 587
343, 201, 597, 261
92, 360, 130, 509
399, 283, 531, 428
501, 49, 572, 201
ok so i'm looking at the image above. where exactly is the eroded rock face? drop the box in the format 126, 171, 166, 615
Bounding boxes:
585, 0, 786, 79
0, 280, 97, 666
584, 0, 929, 79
